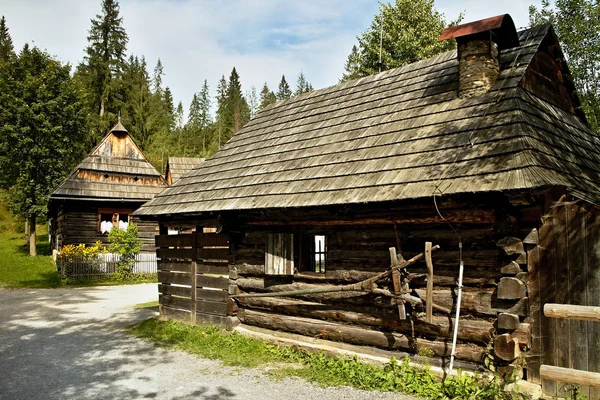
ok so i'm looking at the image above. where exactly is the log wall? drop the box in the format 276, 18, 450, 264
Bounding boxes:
227, 196, 543, 372
56, 201, 158, 253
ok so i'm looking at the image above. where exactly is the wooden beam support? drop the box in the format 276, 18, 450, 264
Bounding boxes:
425, 242, 434, 324
544, 303, 600, 322
540, 365, 600, 388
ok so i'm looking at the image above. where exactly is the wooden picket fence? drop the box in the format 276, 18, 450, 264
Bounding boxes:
155, 232, 238, 329
58, 253, 157, 280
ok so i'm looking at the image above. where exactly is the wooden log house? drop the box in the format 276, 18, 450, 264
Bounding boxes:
48, 121, 167, 253
134, 15, 600, 398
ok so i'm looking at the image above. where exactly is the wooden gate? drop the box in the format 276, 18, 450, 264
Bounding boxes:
155, 232, 238, 329
527, 199, 600, 399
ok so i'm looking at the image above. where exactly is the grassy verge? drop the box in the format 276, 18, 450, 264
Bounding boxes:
130, 318, 512, 400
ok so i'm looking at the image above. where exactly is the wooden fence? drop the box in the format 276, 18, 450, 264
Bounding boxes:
155, 232, 238, 329
58, 253, 157, 280
527, 199, 600, 399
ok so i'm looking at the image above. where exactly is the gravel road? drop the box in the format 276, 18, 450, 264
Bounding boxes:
0, 284, 414, 400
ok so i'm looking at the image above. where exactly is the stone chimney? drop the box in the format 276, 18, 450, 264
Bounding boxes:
440, 14, 520, 98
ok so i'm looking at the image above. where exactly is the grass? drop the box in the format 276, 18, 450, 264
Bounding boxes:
134, 300, 159, 310
130, 318, 512, 400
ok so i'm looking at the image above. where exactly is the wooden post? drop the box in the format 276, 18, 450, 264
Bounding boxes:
191, 231, 197, 324
390, 247, 406, 319
425, 241, 433, 324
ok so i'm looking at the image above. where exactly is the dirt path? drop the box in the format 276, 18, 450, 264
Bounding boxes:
0, 284, 414, 399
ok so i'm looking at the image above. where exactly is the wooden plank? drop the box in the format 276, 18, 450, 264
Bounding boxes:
425, 241, 434, 324
159, 294, 192, 310
155, 234, 194, 248
157, 261, 192, 273
197, 275, 229, 290
587, 208, 600, 400
197, 247, 229, 261
539, 210, 557, 397
554, 204, 570, 396
196, 299, 229, 316
159, 284, 191, 298
196, 288, 229, 302
569, 204, 589, 398
544, 304, 600, 322
540, 365, 600, 388
158, 271, 192, 286
526, 242, 542, 384
284, 233, 294, 275
160, 305, 191, 323
197, 234, 229, 247
265, 233, 274, 274
157, 248, 195, 260
391, 270, 406, 319
196, 263, 229, 275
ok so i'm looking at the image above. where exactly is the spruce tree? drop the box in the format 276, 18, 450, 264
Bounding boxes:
121, 55, 152, 147
78, 0, 129, 139
198, 80, 212, 153
224, 67, 250, 142
341, 45, 361, 82
276, 75, 292, 100
246, 86, 259, 119
259, 82, 276, 110
295, 71, 313, 96
215, 75, 228, 150
176, 101, 184, 129
0, 16, 14, 59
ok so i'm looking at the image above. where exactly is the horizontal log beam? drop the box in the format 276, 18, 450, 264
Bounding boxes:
240, 309, 485, 363
540, 365, 600, 388
543, 303, 600, 322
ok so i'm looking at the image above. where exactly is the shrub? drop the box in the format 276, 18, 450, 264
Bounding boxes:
56, 241, 105, 277
108, 224, 140, 280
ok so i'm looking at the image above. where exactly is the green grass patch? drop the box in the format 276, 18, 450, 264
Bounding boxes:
134, 300, 159, 310
130, 318, 514, 399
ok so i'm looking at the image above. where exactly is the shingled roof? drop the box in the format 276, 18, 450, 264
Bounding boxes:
135, 24, 600, 216
51, 123, 167, 202
166, 157, 205, 184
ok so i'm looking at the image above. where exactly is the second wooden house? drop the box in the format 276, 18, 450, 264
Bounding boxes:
48, 121, 167, 253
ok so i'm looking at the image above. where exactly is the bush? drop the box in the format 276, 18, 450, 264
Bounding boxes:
108, 224, 140, 280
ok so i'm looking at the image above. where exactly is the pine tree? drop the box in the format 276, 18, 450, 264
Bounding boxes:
78, 0, 129, 139
259, 82, 276, 110
0, 16, 14, 59
276, 75, 292, 100
341, 45, 361, 82
295, 71, 313, 96
215, 75, 228, 150
246, 85, 259, 119
341, 0, 461, 81
224, 67, 250, 142
176, 101, 184, 129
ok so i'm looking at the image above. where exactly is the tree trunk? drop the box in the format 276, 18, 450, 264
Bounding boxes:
29, 214, 36, 257
24, 220, 29, 246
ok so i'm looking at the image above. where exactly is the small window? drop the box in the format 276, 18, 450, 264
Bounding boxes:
98, 209, 132, 234
297, 234, 327, 273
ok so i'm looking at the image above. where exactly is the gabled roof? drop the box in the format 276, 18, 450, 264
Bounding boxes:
166, 157, 205, 185
135, 24, 600, 217
51, 122, 167, 202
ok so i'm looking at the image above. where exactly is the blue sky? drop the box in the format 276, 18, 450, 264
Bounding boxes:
1, 0, 542, 118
